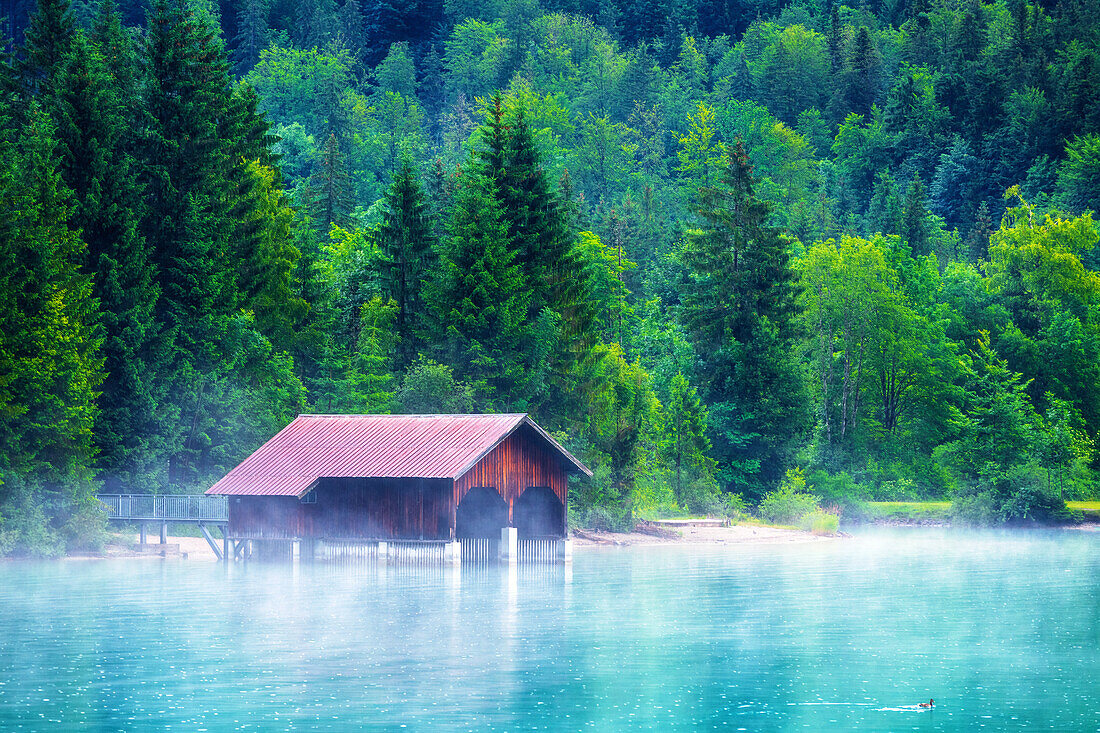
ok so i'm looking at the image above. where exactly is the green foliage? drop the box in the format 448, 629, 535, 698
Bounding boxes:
807, 469, 872, 519
951, 465, 1074, 526
757, 469, 821, 524
347, 297, 398, 414
394, 358, 474, 414
1057, 135, 1100, 214
568, 463, 636, 532
376, 159, 437, 369
869, 501, 952, 523
424, 168, 529, 406
0, 105, 104, 556
7, 0, 1100, 550
678, 142, 809, 498
798, 509, 840, 535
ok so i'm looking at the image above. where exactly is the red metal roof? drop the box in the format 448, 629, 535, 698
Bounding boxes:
206, 413, 591, 497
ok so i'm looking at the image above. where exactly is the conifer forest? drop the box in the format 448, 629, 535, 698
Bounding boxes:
2, 0, 1100, 555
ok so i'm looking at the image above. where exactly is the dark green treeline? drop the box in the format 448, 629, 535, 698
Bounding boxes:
3, 0, 1100, 555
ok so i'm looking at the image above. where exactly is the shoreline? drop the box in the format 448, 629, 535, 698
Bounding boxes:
46, 520, 1100, 562
570, 523, 836, 547
66, 525, 835, 561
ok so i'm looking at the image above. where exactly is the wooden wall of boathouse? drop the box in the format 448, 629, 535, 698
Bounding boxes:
454, 423, 568, 536
228, 478, 452, 540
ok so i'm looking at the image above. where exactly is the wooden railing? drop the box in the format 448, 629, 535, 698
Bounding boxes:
96, 494, 228, 522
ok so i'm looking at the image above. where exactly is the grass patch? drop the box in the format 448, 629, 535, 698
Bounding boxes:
869, 501, 952, 523
735, 516, 799, 530
798, 509, 840, 535
1067, 501, 1100, 520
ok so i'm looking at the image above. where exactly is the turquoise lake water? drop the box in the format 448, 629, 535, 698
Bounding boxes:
0, 528, 1097, 731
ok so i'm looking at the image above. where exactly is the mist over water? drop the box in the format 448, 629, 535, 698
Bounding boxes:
0, 528, 1097, 731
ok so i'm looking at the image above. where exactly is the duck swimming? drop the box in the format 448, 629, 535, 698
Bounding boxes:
919, 699, 935, 708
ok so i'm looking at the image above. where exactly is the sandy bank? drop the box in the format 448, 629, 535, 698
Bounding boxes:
65, 533, 221, 561
571, 523, 836, 547
65, 525, 833, 561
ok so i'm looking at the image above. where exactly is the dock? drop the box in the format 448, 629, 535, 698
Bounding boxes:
96, 494, 230, 559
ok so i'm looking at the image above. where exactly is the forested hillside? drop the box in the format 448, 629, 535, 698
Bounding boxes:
2, 0, 1099, 555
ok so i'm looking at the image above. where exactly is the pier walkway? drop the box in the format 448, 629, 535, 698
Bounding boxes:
96, 494, 230, 559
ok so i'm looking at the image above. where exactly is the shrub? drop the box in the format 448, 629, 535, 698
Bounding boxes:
874, 478, 920, 502
572, 505, 634, 532
0, 491, 63, 557
758, 469, 821, 524
681, 473, 723, 515
631, 465, 680, 520
798, 509, 840, 535
950, 489, 1000, 526
568, 462, 634, 530
722, 492, 748, 521
807, 469, 872, 522
952, 465, 1076, 526
62, 503, 108, 554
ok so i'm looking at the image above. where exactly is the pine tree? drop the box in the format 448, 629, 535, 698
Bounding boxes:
663, 372, 712, 508
965, 200, 994, 262
902, 175, 932, 256
338, 0, 367, 59
475, 95, 592, 339
232, 0, 270, 76
237, 159, 307, 352
377, 159, 437, 370
499, 105, 577, 315
90, 0, 139, 107
930, 137, 979, 229
679, 141, 798, 349
56, 33, 168, 493
867, 171, 903, 235
347, 297, 397, 413
0, 105, 104, 554
141, 0, 247, 488
309, 133, 355, 236
424, 170, 529, 406
842, 27, 881, 117
19, 0, 75, 98
467, 95, 598, 413
677, 141, 808, 497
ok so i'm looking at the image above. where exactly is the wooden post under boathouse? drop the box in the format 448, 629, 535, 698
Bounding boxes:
205, 413, 591, 564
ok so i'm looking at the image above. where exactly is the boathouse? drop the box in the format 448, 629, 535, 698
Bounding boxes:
205, 413, 590, 562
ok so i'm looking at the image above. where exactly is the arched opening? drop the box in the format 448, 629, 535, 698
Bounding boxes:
514, 486, 564, 538
455, 486, 508, 539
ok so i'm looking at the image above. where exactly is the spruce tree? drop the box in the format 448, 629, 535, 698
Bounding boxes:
90, 0, 139, 109
965, 200, 994, 262
0, 105, 104, 553
471, 95, 598, 414
19, 0, 75, 98
842, 27, 881, 117
679, 141, 798, 349
424, 170, 529, 406
377, 159, 437, 370
663, 371, 712, 508
902, 175, 932, 256
867, 171, 903, 235
309, 133, 355, 236
489, 101, 577, 316
677, 141, 808, 497
231, 0, 270, 76
141, 0, 246, 488
57, 33, 168, 492
347, 297, 397, 413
